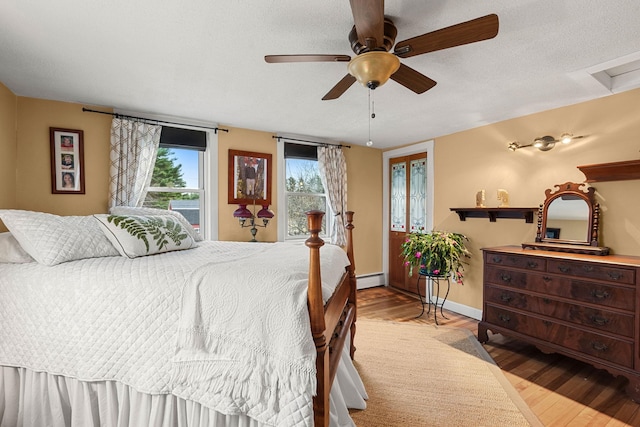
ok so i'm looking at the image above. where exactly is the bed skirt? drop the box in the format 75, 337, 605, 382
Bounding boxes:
0, 340, 366, 427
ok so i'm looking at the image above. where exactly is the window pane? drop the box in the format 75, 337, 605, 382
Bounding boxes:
286, 158, 324, 193
409, 157, 427, 232
145, 145, 202, 235
287, 194, 326, 237
151, 148, 200, 188
390, 161, 406, 232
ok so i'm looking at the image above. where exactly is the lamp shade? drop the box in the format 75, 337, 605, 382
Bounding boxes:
233, 204, 252, 219
257, 205, 274, 219
348, 51, 400, 89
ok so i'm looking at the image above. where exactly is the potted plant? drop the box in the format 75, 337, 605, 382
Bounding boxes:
400, 229, 471, 284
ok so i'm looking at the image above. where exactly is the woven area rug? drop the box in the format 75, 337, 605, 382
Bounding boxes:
348, 319, 543, 427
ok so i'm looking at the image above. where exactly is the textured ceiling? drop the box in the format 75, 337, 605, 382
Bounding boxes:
1, 0, 639, 148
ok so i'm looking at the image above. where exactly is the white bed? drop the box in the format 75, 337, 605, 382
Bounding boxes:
0, 209, 366, 426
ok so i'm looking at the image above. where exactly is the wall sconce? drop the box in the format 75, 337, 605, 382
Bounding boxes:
233, 202, 274, 242
508, 133, 583, 152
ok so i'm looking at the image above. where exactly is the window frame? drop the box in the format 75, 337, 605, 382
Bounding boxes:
130, 118, 218, 240
277, 138, 331, 242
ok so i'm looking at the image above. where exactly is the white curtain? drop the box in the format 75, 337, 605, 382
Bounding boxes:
318, 146, 347, 246
109, 118, 162, 208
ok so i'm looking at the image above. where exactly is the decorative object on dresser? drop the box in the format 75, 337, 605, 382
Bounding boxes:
478, 246, 640, 401
522, 181, 609, 255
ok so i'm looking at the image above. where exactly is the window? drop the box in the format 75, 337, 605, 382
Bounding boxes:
284, 143, 328, 239
144, 127, 206, 235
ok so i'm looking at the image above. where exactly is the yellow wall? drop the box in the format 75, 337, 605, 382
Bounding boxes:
432, 88, 640, 310
15, 98, 112, 215
344, 144, 383, 275
217, 126, 279, 242
0, 82, 17, 218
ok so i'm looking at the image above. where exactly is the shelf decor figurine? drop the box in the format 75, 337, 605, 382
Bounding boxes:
497, 189, 509, 207
475, 190, 485, 207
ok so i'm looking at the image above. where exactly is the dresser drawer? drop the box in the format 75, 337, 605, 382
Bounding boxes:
486, 252, 546, 271
486, 266, 635, 311
547, 259, 635, 285
484, 286, 634, 338
484, 305, 633, 367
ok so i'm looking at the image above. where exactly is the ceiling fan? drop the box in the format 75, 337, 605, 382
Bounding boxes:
265, 0, 499, 100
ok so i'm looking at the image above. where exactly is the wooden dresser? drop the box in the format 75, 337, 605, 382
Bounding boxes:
478, 246, 640, 400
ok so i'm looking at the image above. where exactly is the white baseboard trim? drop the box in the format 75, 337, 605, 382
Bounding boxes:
436, 297, 482, 321
356, 273, 385, 290
356, 281, 483, 321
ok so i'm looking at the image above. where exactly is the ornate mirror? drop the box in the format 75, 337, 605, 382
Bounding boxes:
522, 182, 609, 255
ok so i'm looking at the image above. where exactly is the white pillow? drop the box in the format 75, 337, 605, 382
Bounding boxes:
95, 214, 196, 258
0, 232, 35, 263
110, 206, 203, 242
0, 210, 120, 266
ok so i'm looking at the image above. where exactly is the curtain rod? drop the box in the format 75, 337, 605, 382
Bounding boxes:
273, 135, 350, 149
82, 107, 229, 133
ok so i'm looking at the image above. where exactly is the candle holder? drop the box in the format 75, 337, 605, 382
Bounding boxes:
233, 201, 274, 242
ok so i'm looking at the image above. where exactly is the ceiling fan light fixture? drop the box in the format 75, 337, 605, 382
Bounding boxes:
348, 51, 400, 89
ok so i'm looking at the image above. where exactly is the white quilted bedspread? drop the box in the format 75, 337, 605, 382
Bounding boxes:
0, 241, 350, 426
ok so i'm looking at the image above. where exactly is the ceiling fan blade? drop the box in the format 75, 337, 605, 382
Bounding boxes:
322, 74, 357, 100
394, 14, 499, 58
349, 0, 385, 50
390, 63, 437, 94
265, 54, 351, 63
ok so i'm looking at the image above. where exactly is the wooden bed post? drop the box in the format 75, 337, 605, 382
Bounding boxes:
305, 210, 330, 427
344, 211, 357, 360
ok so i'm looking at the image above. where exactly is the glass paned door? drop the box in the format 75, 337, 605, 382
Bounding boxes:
388, 153, 428, 292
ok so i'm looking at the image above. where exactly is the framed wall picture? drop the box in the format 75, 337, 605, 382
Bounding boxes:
228, 149, 272, 205
50, 127, 85, 194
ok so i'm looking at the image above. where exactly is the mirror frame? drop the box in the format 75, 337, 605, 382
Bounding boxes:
523, 182, 610, 255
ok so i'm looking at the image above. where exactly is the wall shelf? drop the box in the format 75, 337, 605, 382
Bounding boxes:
577, 159, 640, 182
450, 207, 538, 223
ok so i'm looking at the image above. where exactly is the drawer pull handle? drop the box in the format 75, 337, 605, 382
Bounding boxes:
527, 261, 539, 269
542, 320, 552, 326
500, 294, 513, 303
558, 265, 570, 273
591, 289, 610, 300
608, 271, 623, 280
492, 256, 503, 264
582, 265, 595, 273
500, 273, 512, 283
542, 298, 551, 304
498, 314, 511, 323
589, 315, 610, 326
591, 341, 609, 352
543, 276, 552, 282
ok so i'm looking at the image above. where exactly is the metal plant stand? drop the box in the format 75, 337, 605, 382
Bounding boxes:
415, 272, 450, 325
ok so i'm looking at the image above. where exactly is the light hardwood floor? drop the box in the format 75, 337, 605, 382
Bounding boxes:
356, 286, 640, 427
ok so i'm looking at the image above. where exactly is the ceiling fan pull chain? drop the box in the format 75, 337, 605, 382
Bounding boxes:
371, 88, 376, 119
367, 89, 374, 147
